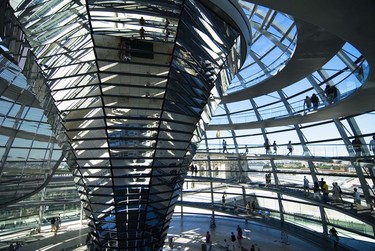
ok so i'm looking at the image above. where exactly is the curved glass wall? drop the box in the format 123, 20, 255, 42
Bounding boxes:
0, 1, 375, 251
0, 51, 62, 207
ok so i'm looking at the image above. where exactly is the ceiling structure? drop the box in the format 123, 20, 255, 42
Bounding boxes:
1, 0, 375, 250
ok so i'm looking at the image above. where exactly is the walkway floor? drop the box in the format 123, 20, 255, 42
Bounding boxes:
0, 215, 323, 251
166, 214, 323, 251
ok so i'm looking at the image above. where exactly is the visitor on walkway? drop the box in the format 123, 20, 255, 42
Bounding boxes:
329, 227, 339, 246
164, 18, 170, 29
245, 145, 248, 154
14, 242, 21, 251
206, 231, 212, 250
325, 84, 334, 103
233, 198, 238, 211
230, 232, 236, 250
322, 181, 329, 203
223, 239, 230, 251
50, 217, 56, 232
210, 216, 216, 229
264, 138, 271, 154
303, 176, 310, 195
311, 93, 319, 110
369, 135, 375, 155
168, 236, 174, 249
222, 194, 226, 205
354, 188, 361, 205
246, 201, 251, 214
164, 28, 170, 41
351, 137, 362, 156
313, 181, 321, 200
222, 139, 228, 153
332, 182, 342, 204
56, 214, 61, 232
252, 200, 256, 211
7, 243, 14, 251
287, 141, 293, 155
190, 164, 194, 175
319, 178, 325, 189
265, 173, 271, 187
139, 27, 145, 39
237, 225, 243, 248
331, 85, 339, 102
273, 141, 278, 154
303, 95, 311, 112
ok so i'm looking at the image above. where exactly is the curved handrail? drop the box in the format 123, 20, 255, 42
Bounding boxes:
211, 59, 369, 125
196, 142, 375, 158
182, 176, 375, 227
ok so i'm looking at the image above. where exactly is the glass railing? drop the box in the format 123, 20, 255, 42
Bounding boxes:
210, 60, 369, 125
197, 143, 375, 158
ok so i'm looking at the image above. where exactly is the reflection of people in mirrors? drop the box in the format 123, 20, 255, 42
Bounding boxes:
165, 18, 170, 28
140, 27, 145, 39
165, 29, 170, 41
139, 17, 145, 26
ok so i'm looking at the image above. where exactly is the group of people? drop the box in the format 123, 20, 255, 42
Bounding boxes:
242, 134, 375, 157
50, 214, 62, 234
303, 93, 319, 112
245, 200, 257, 214
263, 139, 293, 155
261, 135, 375, 157
190, 164, 199, 175
303, 84, 339, 113
222, 225, 244, 250
311, 178, 340, 203
221, 192, 258, 216
139, 17, 171, 41
307, 177, 364, 206
324, 84, 339, 103
263, 139, 278, 154
7, 242, 21, 251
